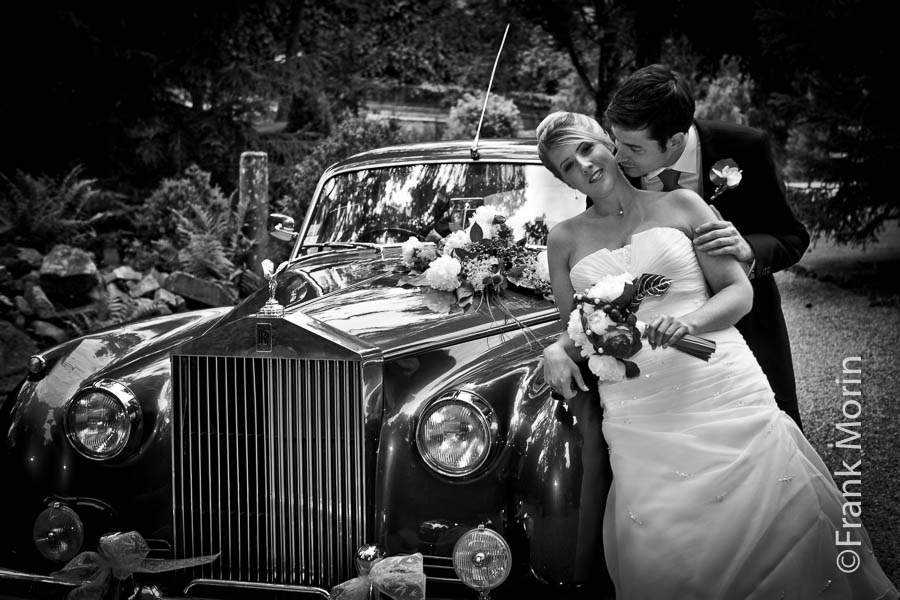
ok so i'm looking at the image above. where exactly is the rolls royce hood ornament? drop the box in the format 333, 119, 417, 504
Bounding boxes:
259, 258, 288, 318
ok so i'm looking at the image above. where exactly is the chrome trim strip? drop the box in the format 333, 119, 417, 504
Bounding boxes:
184, 578, 329, 598
383, 309, 559, 360
0, 567, 81, 587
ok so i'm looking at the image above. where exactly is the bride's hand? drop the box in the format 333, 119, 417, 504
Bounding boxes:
645, 315, 695, 349
543, 341, 588, 400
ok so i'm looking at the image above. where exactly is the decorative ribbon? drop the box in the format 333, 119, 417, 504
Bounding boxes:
331, 553, 425, 600
51, 531, 218, 600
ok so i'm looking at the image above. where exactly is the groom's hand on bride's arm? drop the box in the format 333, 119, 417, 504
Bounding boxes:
543, 341, 589, 400
692, 215, 755, 276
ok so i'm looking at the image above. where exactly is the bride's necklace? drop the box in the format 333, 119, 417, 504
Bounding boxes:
591, 199, 625, 219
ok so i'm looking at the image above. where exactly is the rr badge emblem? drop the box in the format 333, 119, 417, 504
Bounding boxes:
256, 323, 273, 352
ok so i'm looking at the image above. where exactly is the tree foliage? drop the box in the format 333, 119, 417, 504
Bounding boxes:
444, 93, 523, 140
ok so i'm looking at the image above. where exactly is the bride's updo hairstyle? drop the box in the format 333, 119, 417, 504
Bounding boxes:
536, 111, 616, 181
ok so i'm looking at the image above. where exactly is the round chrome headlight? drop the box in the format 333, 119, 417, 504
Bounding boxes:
416, 391, 497, 478
33, 503, 84, 563
453, 525, 512, 591
65, 379, 141, 460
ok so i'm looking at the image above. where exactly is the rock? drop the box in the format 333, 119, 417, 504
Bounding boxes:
111, 265, 143, 282
29, 320, 70, 346
129, 273, 161, 298
18, 247, 43, 270
13, 295, 33, 316
0, 320, 38, 398
24, 284, 56, 319
39, 245, 99, 298
0, 264, 12, 292
164, 271, 237, 307
0, 294, 13, 313
154, 287, 186, 312
0, 245, 42, 277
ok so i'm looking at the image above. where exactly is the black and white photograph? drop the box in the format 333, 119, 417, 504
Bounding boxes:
1, 2, 897, 599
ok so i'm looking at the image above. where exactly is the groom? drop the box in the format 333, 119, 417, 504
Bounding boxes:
603, 64, 810, 428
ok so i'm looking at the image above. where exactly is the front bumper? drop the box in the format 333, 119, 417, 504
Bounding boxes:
0, 567, 77, 600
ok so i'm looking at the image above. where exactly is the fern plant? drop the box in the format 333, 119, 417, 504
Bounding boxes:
157, 165, 259, 298
0, 165, 125, 251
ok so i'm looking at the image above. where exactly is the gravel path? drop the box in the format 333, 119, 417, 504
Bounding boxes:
777, 269, 900, 585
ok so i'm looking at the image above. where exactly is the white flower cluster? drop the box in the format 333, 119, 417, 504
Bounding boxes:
464, 256, 499, 292
441, 230, 471, 255
585, 271, 633, 303
424, 255, 462, 291
535, 250, 550, 283
469, 205, 497, 239
566, 308, 628, 382
401, 237, 424, 267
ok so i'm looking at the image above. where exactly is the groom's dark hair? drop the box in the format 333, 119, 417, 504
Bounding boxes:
604, 64, 695, 151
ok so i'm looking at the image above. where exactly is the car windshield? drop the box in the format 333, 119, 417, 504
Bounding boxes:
300, 162, 586, 248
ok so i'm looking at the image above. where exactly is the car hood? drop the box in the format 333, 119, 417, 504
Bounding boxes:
224, 250, 557, 358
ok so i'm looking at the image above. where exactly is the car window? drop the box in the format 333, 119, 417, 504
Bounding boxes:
301, 162, 585, 248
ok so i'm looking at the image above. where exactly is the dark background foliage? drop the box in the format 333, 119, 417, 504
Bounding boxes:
0, 0, 894, 246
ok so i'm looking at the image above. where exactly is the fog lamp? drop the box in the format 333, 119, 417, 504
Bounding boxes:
33, 503, 84, 563
416, 392, 497, 477
452, 524, 511, 594
65, 379, 141, 460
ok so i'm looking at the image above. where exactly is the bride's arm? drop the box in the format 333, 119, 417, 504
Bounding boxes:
646, 192, 753, 349
543, 223, 589, 398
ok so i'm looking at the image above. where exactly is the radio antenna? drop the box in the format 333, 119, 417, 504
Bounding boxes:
471, 23, 510, 161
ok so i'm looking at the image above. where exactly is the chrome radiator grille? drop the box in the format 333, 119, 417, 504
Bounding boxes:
171, 355, 366, 588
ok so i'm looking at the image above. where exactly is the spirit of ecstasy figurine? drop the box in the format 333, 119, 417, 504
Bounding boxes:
259, 258, 288, 317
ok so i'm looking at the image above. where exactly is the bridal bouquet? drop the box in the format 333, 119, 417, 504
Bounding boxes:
568, 272, 716, 382
398, 206, 551, 312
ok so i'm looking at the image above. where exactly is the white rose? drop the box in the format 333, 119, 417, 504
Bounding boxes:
567, 308, 595, 359
588, 355, 626, 382
586, 272, 633, 302
442, 230, 471, 255
587, 311, 614, 335
535, 250, 550, 283
719, 165, 743, 187
470, 205, 497, 239
261, 259, 275, 278
424, 255, 462, 291
401, 236, 423, 267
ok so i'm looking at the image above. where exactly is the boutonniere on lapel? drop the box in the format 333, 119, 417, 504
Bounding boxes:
709, 159, 742, 201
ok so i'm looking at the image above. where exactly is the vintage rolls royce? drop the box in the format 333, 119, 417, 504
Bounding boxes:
0, 139, 613, 599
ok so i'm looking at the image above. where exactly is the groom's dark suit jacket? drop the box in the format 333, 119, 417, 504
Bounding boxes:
621, 119, 810, 427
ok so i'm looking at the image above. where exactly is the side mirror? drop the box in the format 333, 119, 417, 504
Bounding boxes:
268, 213, 298, 242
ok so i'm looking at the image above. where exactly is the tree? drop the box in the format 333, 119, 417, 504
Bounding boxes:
754, 0, 897, 244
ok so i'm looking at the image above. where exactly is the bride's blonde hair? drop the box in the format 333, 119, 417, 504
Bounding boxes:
536, 111, 616, 180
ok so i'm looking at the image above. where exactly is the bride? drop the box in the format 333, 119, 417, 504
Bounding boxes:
537, 111, 898, 599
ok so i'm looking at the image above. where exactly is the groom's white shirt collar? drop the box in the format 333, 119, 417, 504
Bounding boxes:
645, 125, 700, 181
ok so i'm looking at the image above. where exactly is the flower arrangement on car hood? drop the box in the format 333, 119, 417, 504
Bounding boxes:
398, 206, 551, 313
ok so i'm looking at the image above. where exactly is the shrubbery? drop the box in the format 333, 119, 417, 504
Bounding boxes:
277, 112, 409, 219
444, 92, 523, 140
0, 165, 128, 253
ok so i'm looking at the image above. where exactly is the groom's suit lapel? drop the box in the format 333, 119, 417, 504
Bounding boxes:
695, 120, 719, 204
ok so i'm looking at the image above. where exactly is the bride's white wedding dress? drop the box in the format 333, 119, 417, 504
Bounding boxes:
569, 226, 897, 600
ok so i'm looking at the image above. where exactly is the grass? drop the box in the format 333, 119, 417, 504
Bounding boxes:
777, 219, 900, 586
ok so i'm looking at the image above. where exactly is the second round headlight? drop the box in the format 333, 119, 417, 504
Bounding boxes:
416, 391, 497, 477
65, 379, 141, 460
